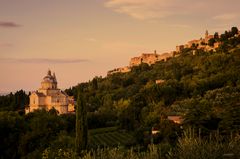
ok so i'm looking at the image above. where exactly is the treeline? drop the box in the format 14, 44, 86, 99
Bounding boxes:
0, 90, 29, 112
0, 109, 75, 159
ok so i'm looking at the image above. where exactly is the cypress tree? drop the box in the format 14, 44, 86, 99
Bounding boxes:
75, 92, 88, 158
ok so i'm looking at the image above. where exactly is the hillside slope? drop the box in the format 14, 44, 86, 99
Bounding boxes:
67, 27, 240, 134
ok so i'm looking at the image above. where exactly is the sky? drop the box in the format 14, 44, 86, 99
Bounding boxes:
1, 0, 240, 93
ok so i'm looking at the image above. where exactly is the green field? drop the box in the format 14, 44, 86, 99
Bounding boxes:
89, 127, 136, 147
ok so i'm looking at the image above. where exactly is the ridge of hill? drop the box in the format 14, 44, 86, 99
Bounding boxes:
66, 26, 240, 133
107, 27, 240, 75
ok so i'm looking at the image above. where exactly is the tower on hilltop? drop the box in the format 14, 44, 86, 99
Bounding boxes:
205, 30, 209, 39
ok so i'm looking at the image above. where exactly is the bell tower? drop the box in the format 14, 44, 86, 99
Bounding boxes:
205, 30, 209, 39
52, 72, 58, 89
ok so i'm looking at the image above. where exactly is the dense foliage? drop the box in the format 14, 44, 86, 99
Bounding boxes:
43, 131, 240, 159
75, 92, 88, 157
0, 90, 29, 112
66, 27, 240, 135
1, 27, 240, 158
0, 109, 75, 159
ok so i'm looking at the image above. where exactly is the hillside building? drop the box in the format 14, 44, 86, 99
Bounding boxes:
25, 70, 74, 114
129, 50, 173, 67
108, 51, 173, 75
167, 116, 183, 124
155, 79, 165, 84
107, 66, 131, 75
108, 29, 229, 75
176, 30, 220, 52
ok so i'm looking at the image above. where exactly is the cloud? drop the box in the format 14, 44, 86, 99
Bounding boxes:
104, 0, 173, 20
0, 43, 13, 47
0, 58, 89, 64
0, 21, 21, 28
85, 38, 97, 42
104, 0, 240, 21
213, 13, 237, 21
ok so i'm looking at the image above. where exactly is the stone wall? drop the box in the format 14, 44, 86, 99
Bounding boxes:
129, 52, 173, 67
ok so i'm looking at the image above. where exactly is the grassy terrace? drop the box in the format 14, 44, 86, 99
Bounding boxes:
88, 127, 136, 147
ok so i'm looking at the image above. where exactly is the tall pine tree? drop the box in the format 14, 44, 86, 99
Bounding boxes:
75, 91, 88, 158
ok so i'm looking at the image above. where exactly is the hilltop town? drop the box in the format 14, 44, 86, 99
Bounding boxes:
108, 29, 239, 75
107, 50, 173, 75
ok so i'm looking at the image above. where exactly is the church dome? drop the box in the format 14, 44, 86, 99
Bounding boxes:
42, 70, 57, 83
43, 75, 54, 82
42, 75, 56, 83
41, 70, 58, 89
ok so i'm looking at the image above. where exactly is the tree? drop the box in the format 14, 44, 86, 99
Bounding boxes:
0, 111, 24, 159
91, 77, 98, 90
191, 43, 197, 49
220, 31, 229, 42
75, 92, 88, 158
0, 90, 29, 111
18, 109, 66, 158
231, 27, 238, 36
214, 32, 219, 39
208, 38, 216, 47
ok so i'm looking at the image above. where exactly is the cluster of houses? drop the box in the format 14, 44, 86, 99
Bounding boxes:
176, 30, 220, 52
107, 50, 173, 75
107, 30, 224, 75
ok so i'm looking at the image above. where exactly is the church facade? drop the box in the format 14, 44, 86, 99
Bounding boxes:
25, 70, 74, 114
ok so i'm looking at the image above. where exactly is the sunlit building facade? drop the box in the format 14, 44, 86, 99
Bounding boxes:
25, 70, 74, 114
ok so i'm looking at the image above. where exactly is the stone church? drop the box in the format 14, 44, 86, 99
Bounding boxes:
25, 70, 74, 114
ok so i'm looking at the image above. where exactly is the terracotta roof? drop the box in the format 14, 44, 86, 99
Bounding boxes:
168, 116, 183, 124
